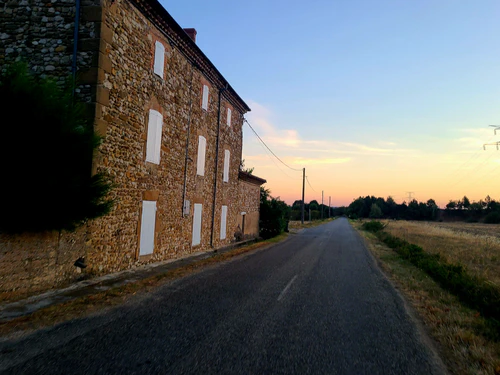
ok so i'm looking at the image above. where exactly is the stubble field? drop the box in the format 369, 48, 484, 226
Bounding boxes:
357, 219, 500, 375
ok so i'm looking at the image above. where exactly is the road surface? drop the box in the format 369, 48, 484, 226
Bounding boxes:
0, 218, 446, 374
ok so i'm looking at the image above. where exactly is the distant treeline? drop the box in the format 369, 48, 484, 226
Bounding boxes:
289, 200, 332, 221
284, 194, 500, 225
328, 195, 500, 223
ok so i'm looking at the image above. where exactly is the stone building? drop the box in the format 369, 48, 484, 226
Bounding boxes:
0, 0, 266, 301
237, 171, 267, 239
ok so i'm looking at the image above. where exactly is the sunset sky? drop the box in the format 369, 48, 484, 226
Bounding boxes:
165, 0, 500, 207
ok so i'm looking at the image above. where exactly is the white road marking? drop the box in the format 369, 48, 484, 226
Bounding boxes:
277, 275, 298, 301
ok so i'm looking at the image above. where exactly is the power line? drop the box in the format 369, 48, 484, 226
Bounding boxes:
247, 124, 301, 180
306, 175, 316, 192
449, 151, 496, 189
445, 130, 496, 187
244, 119, 303, 172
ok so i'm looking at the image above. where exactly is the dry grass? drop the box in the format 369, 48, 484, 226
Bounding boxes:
288, 218, 334, 230
382, 221, 500, 287
355, 223, 500, 375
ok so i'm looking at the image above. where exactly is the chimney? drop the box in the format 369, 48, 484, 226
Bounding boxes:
183, 28, 197, 43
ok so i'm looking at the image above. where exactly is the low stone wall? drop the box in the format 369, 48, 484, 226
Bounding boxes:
0, 227, 89, 302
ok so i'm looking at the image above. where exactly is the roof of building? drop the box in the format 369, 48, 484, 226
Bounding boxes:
238, 170, 267, 186
130, 0, 251, 114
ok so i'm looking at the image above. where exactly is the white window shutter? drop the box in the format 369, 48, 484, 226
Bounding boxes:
220, 205, 228, 240
139, 201, 156, 256
154, 41, 165, 78
227, 108, 231, 126
202, 85, 209, 110
223, 150, 230, 182
196, 136, 206, 176
192, 203, 203, 246
146, 110, 162, 164
154, 112, 163, 164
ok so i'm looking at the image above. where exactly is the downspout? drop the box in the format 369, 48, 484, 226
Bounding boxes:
181, 64, 194, 216
71, 0, 81, 97
210, 84, 227, 248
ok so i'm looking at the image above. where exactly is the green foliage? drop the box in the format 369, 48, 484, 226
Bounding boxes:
346, 195, 437, 220
376, 231, 500, 337
0, 63, 113, 233
369, 203, 382, 218
239, 159, 254, 174
259, 187, 290, 239
484, 212, 500, 224
361, 220, 385, 232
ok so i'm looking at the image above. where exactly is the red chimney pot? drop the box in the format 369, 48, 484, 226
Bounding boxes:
183, 28, 197, 43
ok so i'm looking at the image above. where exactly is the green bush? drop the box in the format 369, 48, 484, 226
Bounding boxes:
362, 220, 385, 232
376, 231, 500, 337
484, 212, 500, 224
0, 63, 113, 233
259, 187, 290, 239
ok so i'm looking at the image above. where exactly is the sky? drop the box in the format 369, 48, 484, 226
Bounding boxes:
163, 0, 500, 207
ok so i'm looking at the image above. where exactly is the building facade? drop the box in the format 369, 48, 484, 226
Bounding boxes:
0, 0, 265, 301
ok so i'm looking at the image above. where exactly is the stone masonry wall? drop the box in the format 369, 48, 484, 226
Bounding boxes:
84, 0, 248, 275
0, 0, 101, 100
0, 0, 101, 301
0, 0, 252, 300
0, 227, 90, 302
238, 180, 262, 238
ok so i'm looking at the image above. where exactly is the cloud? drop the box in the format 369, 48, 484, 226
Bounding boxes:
244, 100, 421, 160
292, 157, 351, 166
453, 127, 498, 149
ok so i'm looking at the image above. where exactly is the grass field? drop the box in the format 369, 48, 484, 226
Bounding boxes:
356, 220, 500, 375
383, 221, 500, 287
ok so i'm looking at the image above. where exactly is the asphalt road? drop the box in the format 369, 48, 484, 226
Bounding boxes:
0, 218, 447, 374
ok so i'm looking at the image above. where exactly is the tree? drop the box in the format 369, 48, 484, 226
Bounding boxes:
446, 200, 457, 210
259, 187, 290, 239
369, 203, 382, 218
0, 63, 113, 233
426, 199, 438, 220
309, 200, 319, 211
462, 196, 471, 210
239, 159, 254, 174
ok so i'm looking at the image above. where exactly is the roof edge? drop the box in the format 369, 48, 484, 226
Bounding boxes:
239, 171, 267, 185
130, 0, 251, 113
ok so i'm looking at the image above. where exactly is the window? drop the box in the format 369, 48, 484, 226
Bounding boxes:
223, 150, 230, 182
202, 85, 209, 110
139, 201, 156, 256
220, 205, 228, 240
196, 136, 206, 176
153, 41, 165, 78
146, 109, 163, 164
226, 108, 232, 126
192, 203, 203, 246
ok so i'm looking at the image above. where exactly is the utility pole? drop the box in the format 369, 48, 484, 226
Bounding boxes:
484, 125, 500, 150
321, 190, 324, 220
301, 168, 305, 224
329, 196, 331, 218
405, 191, 415, 202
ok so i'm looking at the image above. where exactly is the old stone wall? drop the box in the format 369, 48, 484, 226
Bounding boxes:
0, 0, 101, 101
84, 0, 248, 275
238, 180, 262, 238
0, 0, 254, 300
0, 0, 101, 300
0, 227, 90, 302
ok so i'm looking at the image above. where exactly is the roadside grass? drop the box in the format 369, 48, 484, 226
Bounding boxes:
383, 221, 500, 289
0, 233, 289, 337
288, 217, 334, 230
355, 222, 500, 375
